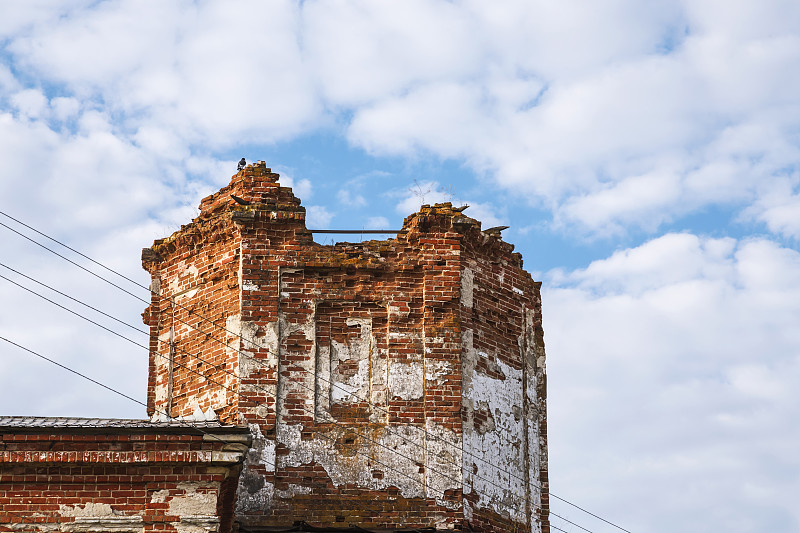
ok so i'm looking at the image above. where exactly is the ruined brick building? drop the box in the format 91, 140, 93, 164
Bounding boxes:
1, 162, 549, 533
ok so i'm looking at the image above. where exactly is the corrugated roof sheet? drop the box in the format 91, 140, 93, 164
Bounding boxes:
0, 416, 248, 432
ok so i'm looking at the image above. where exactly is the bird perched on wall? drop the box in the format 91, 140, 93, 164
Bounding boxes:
484, 225, 509, 236
454, 204, 470, 212
237, 157, 246, 171
231, 194, 250, 205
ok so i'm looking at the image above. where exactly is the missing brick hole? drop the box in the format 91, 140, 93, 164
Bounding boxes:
344, 438, 355, 445
336, 516, 345, 522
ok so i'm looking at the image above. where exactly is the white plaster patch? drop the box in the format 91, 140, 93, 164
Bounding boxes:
425, 420, 463, 509
513, 286, 524, 295
464, 357, 527, 522
174, 287, 198, 302
58, 502, 114, 517
276, 483, 312, 498
330, 346, 370, 402
242, 280, 259, 291
236, 424, 276, 513
150, 490, 168, 504
461, 267, 474, 308
172, 518, 219, 533
167, 483, 217, 516
277, 423, 459, 501
388, 361, 424, 400
425, 360, 452, 386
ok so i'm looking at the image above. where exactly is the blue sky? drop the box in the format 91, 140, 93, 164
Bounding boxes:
1, 2, 799, 532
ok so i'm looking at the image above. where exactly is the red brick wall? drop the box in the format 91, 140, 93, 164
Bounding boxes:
0, 428, 248, 533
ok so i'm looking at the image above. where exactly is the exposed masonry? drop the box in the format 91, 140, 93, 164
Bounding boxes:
140, 161, 549, 532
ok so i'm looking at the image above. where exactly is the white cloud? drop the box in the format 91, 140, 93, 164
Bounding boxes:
304, 0, 481, 107
1, 5, 800, 531
393, 180, 506, 229
277, 173, 313, 201
335, 1, 800, 236
5, 0, 799, 237
754, 194, 800, 239
10, 88, 48, 119
337, 189, 366, 207
365, 216, 389, 229
305, 205, 333, 228
741, 174, 800, 239
544, 234, 800, 532
9, 1, 321, 146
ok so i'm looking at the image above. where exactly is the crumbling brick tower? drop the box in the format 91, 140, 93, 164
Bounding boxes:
142, 162, 549, 532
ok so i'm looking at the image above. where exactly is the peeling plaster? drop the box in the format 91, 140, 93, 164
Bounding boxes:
167, 483, 218, 516
58, 502, 115, 517
425, 420, 463, 509
236, 424, 276, 514
388, 361, 423, 400
461, 267, 474, 308
276, 423, 461, 501
315, 312, 387, 423
425, 360, 453, 386
462, 328, 532, 525
175, 288, 199, 302
276, 483, 312, 498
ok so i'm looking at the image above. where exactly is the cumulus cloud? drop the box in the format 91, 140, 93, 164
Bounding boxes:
337, 1, 800, 236
1, 4, 799, 532
544, 234, 800, 532
393, 180, 506, 228
365, 216, 390, 229
741, 174, 800, 239
276, 172, 313, 201
305, 205, 334, 228
8, 1, 321, 146
303, 0, 481, 107
5, 0, 799, 237
337, 189, 366, 207
0, 90, 233, 420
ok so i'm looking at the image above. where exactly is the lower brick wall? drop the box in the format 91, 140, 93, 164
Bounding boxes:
1, 465, 228, 532
0, 421, 250, 533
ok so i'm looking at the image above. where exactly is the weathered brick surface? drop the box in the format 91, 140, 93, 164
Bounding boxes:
0, 424, 250, 532
142, 162, 549, 532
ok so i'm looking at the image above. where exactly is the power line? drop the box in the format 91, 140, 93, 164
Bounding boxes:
0, 208, 531, 495
1, 210, 529, 493
0, 337, 467, 533
1, 336, 147, 414
0, 257, 592, 533
1, 266, 581, 532
0, 275, 474, 505
2, 334, 584, 533
0, 218, 149, 304
0, 210, 632, 533
0, 261, 147, 336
